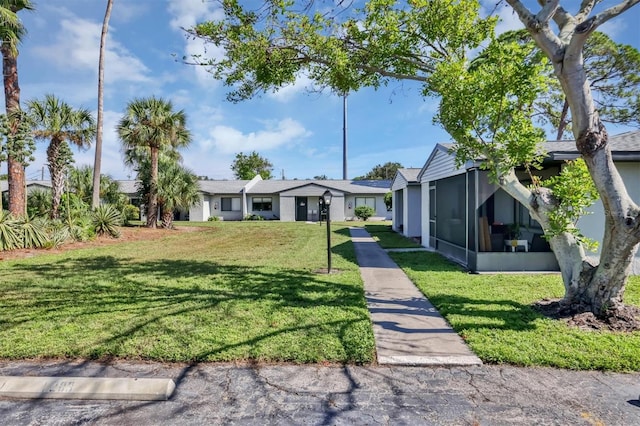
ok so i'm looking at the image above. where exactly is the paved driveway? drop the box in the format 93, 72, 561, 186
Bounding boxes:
2, 360, 640, 425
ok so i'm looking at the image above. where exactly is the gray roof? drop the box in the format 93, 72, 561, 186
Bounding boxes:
542, 130, 640, 160
435, 130, 640, 164
1, 180, 52, 193
117, 180, 138, 195
197, 180, 251, 195
396, 168, 421, 183
248, 179, 391, 194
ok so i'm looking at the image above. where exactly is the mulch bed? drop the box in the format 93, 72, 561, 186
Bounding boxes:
535, 298, 640, 332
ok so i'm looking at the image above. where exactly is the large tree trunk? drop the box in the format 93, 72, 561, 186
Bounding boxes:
92, 0, 114, 210
1, 43, 25, 216
557, 45, 640, 316
161, 208, 174, 229
47, 138, 65, 219
503, 0, 640, 319
146, 146, 159, 228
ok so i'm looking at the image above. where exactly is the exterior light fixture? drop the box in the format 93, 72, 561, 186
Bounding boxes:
323, 189, 333, 273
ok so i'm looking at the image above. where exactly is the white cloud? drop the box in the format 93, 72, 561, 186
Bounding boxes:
167, 0, 226, 86
203, 118, 312, 154
31, 17, 150, 84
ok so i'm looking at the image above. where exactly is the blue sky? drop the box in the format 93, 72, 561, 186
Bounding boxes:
6, 0, 640, 181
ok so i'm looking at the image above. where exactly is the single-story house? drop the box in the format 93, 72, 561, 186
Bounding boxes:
1, 180, 52, 196
4, 177, 392, 223
189, 175, 392, 222
417, 130, 640, 274
390, 168, 422, 239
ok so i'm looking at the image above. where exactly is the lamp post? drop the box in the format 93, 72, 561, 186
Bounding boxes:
323, 189, 333, 273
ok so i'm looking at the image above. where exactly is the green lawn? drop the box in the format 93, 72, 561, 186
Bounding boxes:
0, 222, 375, 363
349, 221, 422, 249
389, 251, 640, 371
4, 220, 640, 371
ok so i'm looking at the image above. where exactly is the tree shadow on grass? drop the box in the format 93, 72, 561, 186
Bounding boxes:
387, 251, 544, 332
0, 256, 374, 363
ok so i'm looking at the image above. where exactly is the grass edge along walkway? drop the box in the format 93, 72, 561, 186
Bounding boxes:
388, 249, 640, 372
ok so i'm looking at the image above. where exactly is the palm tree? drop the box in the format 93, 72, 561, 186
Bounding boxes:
134, 157, 199, 229
27, 95, 96, 218
1, 0, 34, 216
117, 97, 191, 228
92, 0, 114, 209
157, 162, 200, 229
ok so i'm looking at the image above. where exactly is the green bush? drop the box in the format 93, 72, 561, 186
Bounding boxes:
354, 206, 376, 221
243, 214, 264, 221
208, 216, 220, 221
27, 189, 52, 217
19, 215, 49, 249
122, 204, 140, 223
92, 204, 122, 238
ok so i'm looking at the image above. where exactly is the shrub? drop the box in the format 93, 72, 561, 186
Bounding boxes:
243, 214, 264, 221
27, 189, 52, 217
354, 206, 376, 221
208, 216, 220, 221
0, 210, 20, 251
92, 204, 123, 238
19, 215, 49, 249
122, 204, 140, 223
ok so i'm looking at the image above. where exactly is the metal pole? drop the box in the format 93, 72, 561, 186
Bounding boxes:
326, 206, 332, 273
343, 94, 348, 180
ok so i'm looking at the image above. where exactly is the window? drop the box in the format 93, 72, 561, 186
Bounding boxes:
252, 197, 272, 211
355, 197, 376, 209
221, 197, 241, 211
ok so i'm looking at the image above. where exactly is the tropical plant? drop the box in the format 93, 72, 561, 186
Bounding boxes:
117, 97, 191, 228
157, 163, 200, 229
354, 206, 375, 221
69, 165, 126, 208
27, 94, 96, 219
0, 0, 34, 216
0, 209, 20, 250
19, 214, 48, 249
27, 188, 51, 217
91, 204, 122, 238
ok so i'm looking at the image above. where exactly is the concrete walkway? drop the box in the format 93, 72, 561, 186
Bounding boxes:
349, 227, 481, 366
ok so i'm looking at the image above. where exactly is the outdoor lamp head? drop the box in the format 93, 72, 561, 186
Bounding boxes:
323, 189, 333, 206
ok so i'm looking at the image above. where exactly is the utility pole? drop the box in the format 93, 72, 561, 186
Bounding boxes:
342, 94, 348, 180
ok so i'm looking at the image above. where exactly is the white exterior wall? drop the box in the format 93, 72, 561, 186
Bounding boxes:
248, 194, 281, 220
577, 162, 640, 274
189, 194, 208, 221
213, 195, 244, 221
421, 183, 431, 248
344, 194, 388, 221
330, 195, 345, 221
392, 190, 403, 231
279, 196, 296, 221
404, 185, 421, 238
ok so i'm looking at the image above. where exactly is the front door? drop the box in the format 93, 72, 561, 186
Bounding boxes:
295, 197, 308, 221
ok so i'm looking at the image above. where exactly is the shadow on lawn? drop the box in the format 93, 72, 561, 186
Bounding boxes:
388, 251, 543, 332
2, 255, 373, 362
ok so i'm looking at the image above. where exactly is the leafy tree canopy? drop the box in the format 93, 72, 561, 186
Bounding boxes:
231, 151, 273, 180
355, 162, 403, 180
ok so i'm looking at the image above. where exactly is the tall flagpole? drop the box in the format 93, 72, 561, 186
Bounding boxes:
342, 94, 348, 180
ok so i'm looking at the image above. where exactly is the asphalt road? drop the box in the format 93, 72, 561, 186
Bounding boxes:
1, 360, 640, 425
